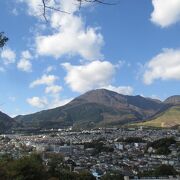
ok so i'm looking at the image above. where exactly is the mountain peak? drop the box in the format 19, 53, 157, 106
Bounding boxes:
82, 89, 122, 97
73, 89, 127, 107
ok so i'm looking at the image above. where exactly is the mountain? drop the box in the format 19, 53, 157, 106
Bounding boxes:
164, 95, 180, 105
133, 96, 180, 128
135, 105, 180, 128
15, 89, 163, 129
0, 111, 15, 133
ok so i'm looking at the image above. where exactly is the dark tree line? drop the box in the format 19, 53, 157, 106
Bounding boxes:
0, 153, 95, 180
147, 137, 176, 155
139, 165, 178, 177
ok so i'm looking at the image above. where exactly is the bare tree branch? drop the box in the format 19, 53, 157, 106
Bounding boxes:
41, 0, 49, 10
41, 0, 119, 22
41, 0, 70, 22
42, 0, 48, 22
83, 0, 118, 5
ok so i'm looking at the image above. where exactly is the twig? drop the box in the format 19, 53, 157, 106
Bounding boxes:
84, 0, 118, 5
41, 0, 119, 22
41, 0, 70, 22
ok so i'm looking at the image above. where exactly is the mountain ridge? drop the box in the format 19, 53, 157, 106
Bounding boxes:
14, 89, 164, 129
135, 105, 180, 128
0, 111, 15, 133
0, 89, 179, 131
164, 95, 180, 105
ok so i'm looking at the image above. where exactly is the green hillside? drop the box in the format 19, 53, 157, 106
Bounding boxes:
137, 106, 180, 128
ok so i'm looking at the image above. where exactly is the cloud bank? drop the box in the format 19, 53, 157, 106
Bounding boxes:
143, 49, 180, 84
151, 0, 180, 27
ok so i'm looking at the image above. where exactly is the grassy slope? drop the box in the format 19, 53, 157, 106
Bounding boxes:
136, 106, 180, 128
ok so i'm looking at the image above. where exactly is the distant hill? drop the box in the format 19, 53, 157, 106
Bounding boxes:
15, 89, 163, 129
0, 111, 15, 133
164, 95, 180, 105
135, 105, 180, 128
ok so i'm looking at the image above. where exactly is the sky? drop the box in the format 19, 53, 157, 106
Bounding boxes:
0, 0, 180, 117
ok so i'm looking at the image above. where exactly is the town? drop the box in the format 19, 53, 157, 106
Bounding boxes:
0, 127, 179, 179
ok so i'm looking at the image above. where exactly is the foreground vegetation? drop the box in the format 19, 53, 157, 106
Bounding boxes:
0, 150, 179, 180
0, 154, 95, 180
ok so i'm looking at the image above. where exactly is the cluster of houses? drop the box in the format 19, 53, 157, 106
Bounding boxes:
0, 127, 179, 178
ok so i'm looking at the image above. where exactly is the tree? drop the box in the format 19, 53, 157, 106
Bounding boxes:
139, 165, 178, 177
0, 164, 8, 180
47, 153, 69, 178
154, 165, 178, 176
0, 32, 8, 48
101, 171, 124, 180
147, 137, 176, 155
75, 171, 96, 180
9, 154, 47, 180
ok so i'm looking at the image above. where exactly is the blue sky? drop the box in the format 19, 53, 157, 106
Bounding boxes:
0, 0, 180, 116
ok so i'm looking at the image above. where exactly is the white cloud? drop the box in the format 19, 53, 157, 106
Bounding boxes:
45, 65, 56, 73
45, 85, 62, 94
151, 0, 180, 27
18, 0, 104, 60
27, 95, 72, 109
151, 94, 161, 100
143, 48, 180, 84
62, 60, 116, 93
17, 0, 104, 61
36, 22, 103, 60
1, 48, 16, 65
103, 85, 134, 95
48, 95, 73, 109
17, 50, 32, 72
17, 0, 54, 18
17, 59, 32, 72
21, 50, 32, 59
30, 74, 58, 88
27, 96, 48, 108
